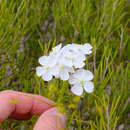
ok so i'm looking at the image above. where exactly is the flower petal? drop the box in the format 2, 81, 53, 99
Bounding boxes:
79, 54, 86, 61
73, 69, 94, 81
48, 56, 58, 67
74, 60, 85, 68
36, 66, 45, 76
82, 43, 93, 54
59, 58, 73, 67
38, 56, 48, 65
84, 82, 94, 93
42, 72, 53, 81
84, 43, 93, 50
59, 70, 69, 80
66, 67, 74, 73
61, 46, 70, 56
86, 50, 92, 55
68, 44, 79, 51
68, 75, 77, 84
73, 69, 85, 79
50, 44, 62, 55
51, 65, 59, 76
53, 44, 62, 52
84, 70, 94, 81
71, 85, 83, 96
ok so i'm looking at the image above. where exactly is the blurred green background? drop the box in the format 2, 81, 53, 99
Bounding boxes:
0, 0, 130, 129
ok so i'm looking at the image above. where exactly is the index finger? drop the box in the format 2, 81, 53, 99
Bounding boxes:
0, 90, 55, 122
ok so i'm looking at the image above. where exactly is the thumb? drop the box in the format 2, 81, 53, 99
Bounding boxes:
33, 107, 66, 130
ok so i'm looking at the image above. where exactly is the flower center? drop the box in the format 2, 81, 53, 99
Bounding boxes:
80, 80, 85, 86
45, 66, 50, 71
52, 48, 56, 53
68, 57, 75, 62
60, 65, 65, 70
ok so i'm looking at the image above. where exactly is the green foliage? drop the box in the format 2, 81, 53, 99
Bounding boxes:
0, 0, 130, 129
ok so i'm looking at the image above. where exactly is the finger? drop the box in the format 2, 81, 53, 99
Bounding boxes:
10, 113, 32, 120
34, 107, 66, 130
0, 90, 54, 122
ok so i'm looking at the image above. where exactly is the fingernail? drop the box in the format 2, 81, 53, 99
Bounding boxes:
48, 107, 66, 129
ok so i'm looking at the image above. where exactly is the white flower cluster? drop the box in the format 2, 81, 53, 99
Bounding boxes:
36, 43, 94, 96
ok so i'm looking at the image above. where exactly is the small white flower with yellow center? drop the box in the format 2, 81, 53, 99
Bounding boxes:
49, 44, 62, 57
51, 63, 74, 80
66, 43, 93, 55
36, 56, 57, 81
60, 46, 86, 68
36, 43, 94, 96
69, 69, 94, 96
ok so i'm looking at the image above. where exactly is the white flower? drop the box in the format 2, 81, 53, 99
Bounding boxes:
36, 56, 58, 81
49, 44, 62, 57
69, 69, 94, 96
60, 45, 86, 68
51, 63, 74, 80
82, 43, 93, 54
36, 42, 94, 89
36, 66, 53, 81
38, 56, 57, 67
65, 43, 93, 55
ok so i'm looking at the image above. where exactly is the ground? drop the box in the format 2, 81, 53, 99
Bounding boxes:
0, 0, 130, 129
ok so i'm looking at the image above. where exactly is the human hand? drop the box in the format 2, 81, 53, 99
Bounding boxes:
0, 90, 66, 130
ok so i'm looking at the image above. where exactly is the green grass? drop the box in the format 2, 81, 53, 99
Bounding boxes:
0, 0, 130, 129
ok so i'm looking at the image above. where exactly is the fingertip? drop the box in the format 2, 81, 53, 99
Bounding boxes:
33, 107, 66, 130
30, 95, 55, 115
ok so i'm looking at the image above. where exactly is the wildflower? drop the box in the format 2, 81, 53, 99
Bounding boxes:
49, 44, 62, 56
51, 64, 74, 80
65, 43, 93, 55
36, 56, 57, 81
82, 43, 93, 54
60, 45, 86, 68
38, 56, 57, 67
36, 43, 94, 96
69, 69, 94, 96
